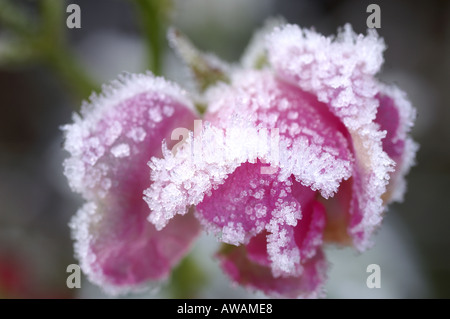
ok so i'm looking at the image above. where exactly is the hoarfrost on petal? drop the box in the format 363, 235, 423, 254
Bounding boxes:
110, 143, 130, 158
217, 241, 327, 298
145, 69, 353, 251
346, 123, 395, 251
376, 84, 418, 203
62, 72, 199, 294
267, 24, 385, 130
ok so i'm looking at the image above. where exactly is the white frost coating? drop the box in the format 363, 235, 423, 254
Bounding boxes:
379, 84, 419, 203
126, 126, 146, 142
348, 122, 395, 251
266, 24, 385, 130
266, 219, 301, 277
69, 202, 158, 296
104, 121, 122, 146
62, 72, 194, 200
69, 202, 99, 287
62, 72, 198, 295
110, 143, 130, 158
146, 68, 354, 260
277, 135, 352, 199
144, 117, 352, 232
144, 121, 253, 231
149, 107, 163, 123
207, 70, 354, 198
221, 222, 246, 245
379, 84, 416, 145
266, 24, 401, 251
264, 200, 309, 277
162, 105, 175, 117
389, 138, 418, 202
63, 157, 86, 195
79, 72, 193, 120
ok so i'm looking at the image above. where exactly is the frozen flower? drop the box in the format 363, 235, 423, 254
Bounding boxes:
62, 73, 201, 294
63, 23, 417, 298
144, 24, 417, 297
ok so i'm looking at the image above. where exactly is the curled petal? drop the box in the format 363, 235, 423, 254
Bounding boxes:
321, 179, 352, 245
70, 204, 200, 294
195, 162, 288, 246
145, 70, 346, 281
206, 70, 354, 198
63, 73, 200, 294
376, 85, 418, 203
145, 70, 353, 234
266, 24, 404, 251
217, 241, 327, 298
63, 72, 196, 199
294, 201, 327, 262
145, 123, 244, 231
265, 199, 326, 277
266, 23, 384, 130
196, 161, 325, 278
346, 123, 394, 250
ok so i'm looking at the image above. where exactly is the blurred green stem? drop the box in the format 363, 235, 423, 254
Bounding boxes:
0, 0, 97, 101
39, 0, 98, 100
45, 46, 98, 100
168, 253, 207, 298
40, 0, 64, 42
133, 0, 172, 75
0, 0, 33, 36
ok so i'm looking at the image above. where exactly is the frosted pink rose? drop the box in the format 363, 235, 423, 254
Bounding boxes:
63, 24, 417, 298
144, 24, 417, 297
63, 73, 201, 294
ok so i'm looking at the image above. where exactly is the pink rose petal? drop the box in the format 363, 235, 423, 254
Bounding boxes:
63, 73, 200, 294
146, 70, 353, 232
266, 23, 384, 130
376, 85, 418, 203
266, 24, 405, 251
217, 241, 327, 298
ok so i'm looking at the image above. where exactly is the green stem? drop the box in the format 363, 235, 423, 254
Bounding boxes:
46, 47, 99, 101
167, 253, 207, 298
40, 0, 64, 43
133, 0, 171, 75
39, 0, 98, 101
0, 0, 34, 36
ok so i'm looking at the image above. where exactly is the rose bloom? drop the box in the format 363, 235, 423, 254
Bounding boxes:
63, 24, 417, 298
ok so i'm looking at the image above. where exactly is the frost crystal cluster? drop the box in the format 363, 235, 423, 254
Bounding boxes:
63, 24, 417, 298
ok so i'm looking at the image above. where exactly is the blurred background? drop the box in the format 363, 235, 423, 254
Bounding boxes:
0, 0, 448, 298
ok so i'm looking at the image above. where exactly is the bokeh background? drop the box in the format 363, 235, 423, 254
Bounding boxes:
0, 0, 448, 298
